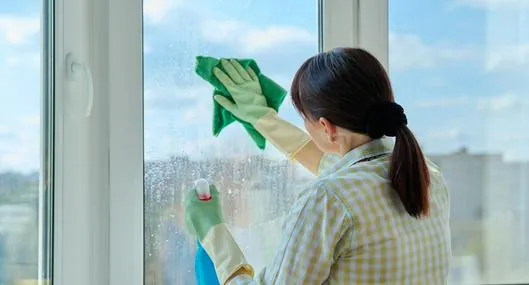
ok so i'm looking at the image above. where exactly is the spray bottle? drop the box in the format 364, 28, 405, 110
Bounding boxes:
193, 179, 221, 285
195, 178, 212, 201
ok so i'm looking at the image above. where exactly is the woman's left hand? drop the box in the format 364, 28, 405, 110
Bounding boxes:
184, 184, 225, 242
185, 184, 254, 284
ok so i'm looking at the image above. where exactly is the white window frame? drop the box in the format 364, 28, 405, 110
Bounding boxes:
322, 0, 388, 68
53, 0, 144, 283
53, 0, 114, 283
52, 0, 388, 284
107, 0, 144, 283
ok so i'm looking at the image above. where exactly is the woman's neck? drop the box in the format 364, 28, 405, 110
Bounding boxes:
338, 132, 372, 156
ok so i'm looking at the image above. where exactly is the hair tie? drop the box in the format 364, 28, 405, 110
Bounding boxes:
365, 102, 407, 138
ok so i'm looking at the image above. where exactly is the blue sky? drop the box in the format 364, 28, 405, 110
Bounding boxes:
1, 0, 529, 172
0, 0, 41, 172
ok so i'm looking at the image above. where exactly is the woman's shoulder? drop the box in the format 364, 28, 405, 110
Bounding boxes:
285, 180, 354, 232
318, 156, 391, 194
296, 156, 450, 222
291, 179, 351, 214
293, 172, 380, 219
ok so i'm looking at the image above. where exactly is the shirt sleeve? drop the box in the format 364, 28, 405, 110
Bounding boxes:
226, 184, 352, 285
317, 153, 341, 176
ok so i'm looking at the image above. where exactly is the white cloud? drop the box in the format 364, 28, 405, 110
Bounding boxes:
453, 0, 527, 9
5, 52, 40, 67
450, 0, 529, 72
389, 32, 477, 71
241, 27, 313, 54
496, 133, 529, 143
143, 84, 291, 161
477, 93, 527, 114
390, 32, 529, 73
144, 85, 212, 117
143, 0, 182, 24
414, 96, 471, 109
19, 115, 40, 128
485, 43, 529, 71
0, 117, 40, 172
424, 76, 450, 88
421, 93, 529, 115
201, 19, 314, 55
425, 128, 463, 141
0, 16, 39, 44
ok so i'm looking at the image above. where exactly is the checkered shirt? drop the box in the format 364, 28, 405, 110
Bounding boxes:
229, 138, 451, 284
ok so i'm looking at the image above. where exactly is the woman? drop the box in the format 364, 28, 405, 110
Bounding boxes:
185, 48, 451, 284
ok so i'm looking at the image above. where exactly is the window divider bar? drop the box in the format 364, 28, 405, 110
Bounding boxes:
322, 0, 388, 69
107, 0, 144, 283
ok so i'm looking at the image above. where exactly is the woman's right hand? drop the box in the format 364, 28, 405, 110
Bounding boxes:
214, 59, 324, 175
213, 59, 274, 125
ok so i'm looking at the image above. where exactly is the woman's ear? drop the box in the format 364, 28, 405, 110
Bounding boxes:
318, 117, 337, 142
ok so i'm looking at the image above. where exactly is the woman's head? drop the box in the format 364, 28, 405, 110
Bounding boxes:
291, 47, 430, 218
291, 48, 397, 149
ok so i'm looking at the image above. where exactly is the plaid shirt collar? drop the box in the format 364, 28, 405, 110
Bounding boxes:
321, 138, 394, 177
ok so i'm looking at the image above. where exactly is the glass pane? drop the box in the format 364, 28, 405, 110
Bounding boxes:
0, 0, 53, 284
143, 1, 318, 283
389, 1, 529, 284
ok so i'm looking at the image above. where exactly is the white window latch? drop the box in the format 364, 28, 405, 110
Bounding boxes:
65, 52, 94, 117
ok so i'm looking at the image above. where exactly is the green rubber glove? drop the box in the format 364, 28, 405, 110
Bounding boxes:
184, 185, 224, 241
213, 59, 274, 124
214, 59, 312, 161
184, 183, 254, 283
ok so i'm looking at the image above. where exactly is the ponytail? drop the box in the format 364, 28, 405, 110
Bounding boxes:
390, 126, 430, 218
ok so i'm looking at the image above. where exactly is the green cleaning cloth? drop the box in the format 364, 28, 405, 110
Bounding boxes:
195, 56, 287, 149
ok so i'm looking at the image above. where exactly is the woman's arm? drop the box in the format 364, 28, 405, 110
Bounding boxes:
249, 109, 326, 175
210, 60, 327, 176
224, 185, 352, 285
291, 140, 324, 175
225, 268, 254, 284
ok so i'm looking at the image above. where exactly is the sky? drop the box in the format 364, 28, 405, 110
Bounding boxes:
1, 0, 529, 172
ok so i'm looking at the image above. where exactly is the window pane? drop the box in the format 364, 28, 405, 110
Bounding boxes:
0, 0, 52, 284
389, 1, 529, 284
143, 1, 317, 283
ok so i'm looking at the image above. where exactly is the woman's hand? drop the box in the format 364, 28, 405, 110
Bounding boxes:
213, 59, 273, 125
184, 183, 254, 284
184, 185, 224, 241
215, 59, 323, 175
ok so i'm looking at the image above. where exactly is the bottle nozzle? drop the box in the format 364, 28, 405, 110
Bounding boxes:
194, 178, 211, 201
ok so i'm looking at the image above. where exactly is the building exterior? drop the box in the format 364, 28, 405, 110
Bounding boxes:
0, 233, 6, 285
430, 148, 529, 284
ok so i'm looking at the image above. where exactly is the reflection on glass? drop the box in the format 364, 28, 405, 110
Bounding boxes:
143, 0, 317, 283
389, 1, 529, 284
0, 0, 51, 284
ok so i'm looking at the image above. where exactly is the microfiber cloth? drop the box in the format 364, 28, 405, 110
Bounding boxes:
195, 56, 287, 149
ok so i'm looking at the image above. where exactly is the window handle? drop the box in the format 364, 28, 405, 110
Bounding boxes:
65, 52, 94, 117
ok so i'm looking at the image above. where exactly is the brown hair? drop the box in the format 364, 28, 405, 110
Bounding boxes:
291, 48, 430, 218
